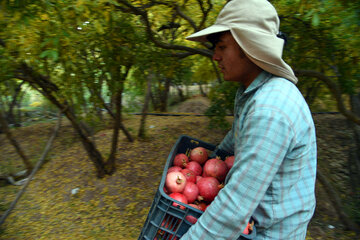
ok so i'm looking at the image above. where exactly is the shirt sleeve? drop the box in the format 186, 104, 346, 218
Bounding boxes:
216, 129, 234, 155
180, 107, 294, 240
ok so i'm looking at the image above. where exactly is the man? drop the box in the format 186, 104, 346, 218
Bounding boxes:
180, 0, 317, 239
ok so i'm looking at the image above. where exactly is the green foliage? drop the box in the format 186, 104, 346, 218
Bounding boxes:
273, 0, 360, 98
205, 81, 240, 129
0, 0, 153, 124
191, 56, 218, 84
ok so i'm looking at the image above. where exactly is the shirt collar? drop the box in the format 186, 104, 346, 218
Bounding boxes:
243, 71, 272, 95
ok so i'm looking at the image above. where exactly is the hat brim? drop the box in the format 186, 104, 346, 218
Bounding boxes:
186, 25, 230, 42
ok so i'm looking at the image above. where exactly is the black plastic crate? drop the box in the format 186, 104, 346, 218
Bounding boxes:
138, 135, 256, 240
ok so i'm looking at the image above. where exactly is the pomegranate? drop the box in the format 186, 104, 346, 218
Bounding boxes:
196, 202, 207, 212
190, 147, 208, 165
169, 192, 188, 210
157, 215, 179, 240
180, 169, 196, 183
182, 182, 199, 203
188, 203, 201, 210
168, 166, 182, 173
185, 161, 202, 176
242, 222, 251, 235
185, 214, 198, 224
165, 172, 187, 193
186, 204, 201, 224
225, 156, 235, 169
203, 158, 228, 182
196, 175, 202, 183
197, 177, 222, 202
173, 153, 189, 168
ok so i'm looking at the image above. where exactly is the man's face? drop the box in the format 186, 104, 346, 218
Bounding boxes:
212, 32, 261, 87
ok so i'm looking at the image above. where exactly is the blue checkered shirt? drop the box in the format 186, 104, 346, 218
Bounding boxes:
181, 71, 317, 240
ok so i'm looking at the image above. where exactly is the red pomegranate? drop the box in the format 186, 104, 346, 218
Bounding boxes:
180, 169, 196, 183
157, 215, 179, 240
185, 214, 198, 224
185, 161, 202, 176
203, 158, 229, 182
225, 156, 235, 169
182, 182, 199, 203
169, 192, 188, 210
188, 203, 202, 210
197, 177, 222, 202
168, 166, 182, 173
173, 153, 189, 168
165, 172, 187, 193
196, 202, 207, 212
190, 147, 208, 165
242, 222, 251, 235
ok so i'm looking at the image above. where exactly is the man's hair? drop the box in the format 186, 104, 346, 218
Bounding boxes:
207, 31, 229, 50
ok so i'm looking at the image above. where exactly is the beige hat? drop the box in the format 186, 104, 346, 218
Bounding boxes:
186, 0, 298, 84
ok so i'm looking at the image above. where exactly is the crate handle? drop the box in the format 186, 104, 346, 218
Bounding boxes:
190, 140, 199, 145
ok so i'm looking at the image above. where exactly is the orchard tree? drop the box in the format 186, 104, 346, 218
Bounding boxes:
0, 0, 149, 177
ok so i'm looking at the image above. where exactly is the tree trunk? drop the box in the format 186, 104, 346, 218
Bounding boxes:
199, 83, 207, 97
17, 63, 107, 178
304, 81, 321, 107
6, 81, 24, 127
106, 65, 133, 173
64, 106, 107, 178
138, 73, 153, 138
0, 109, 33, 173
348, 94, 360, 196
106, 91, 121, 174
159, 77, 171, 112
150, 88, 159, 111
15, 91, 25, 127
0, 112, 62, 226
176, 85, 185, 102
95, 90, 133, 142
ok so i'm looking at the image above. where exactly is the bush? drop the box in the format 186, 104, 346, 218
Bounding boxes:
205, 81, 240, 129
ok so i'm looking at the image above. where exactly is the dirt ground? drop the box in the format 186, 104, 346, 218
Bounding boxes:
171, 95, 211, 113
0, 96, 359, 239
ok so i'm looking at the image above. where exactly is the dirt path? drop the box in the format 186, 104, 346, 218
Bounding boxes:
171, 96, 210, 114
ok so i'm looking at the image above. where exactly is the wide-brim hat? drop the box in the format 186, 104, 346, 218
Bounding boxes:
186, 0, 298, 84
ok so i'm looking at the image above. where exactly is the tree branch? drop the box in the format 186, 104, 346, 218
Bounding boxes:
0, 111, 62, 226
115, 0, 212, 57
175, 4, 198, 32
196, 0, 212, 30
294, 69, 360, 125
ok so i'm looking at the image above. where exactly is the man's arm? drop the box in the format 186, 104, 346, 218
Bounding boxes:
180, 107, 294, 239
216, 128, 234, 155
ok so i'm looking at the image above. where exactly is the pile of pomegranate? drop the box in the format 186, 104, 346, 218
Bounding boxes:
162, 146, 253, 236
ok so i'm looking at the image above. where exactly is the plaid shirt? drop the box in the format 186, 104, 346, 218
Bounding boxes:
181, 71, 317, 240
